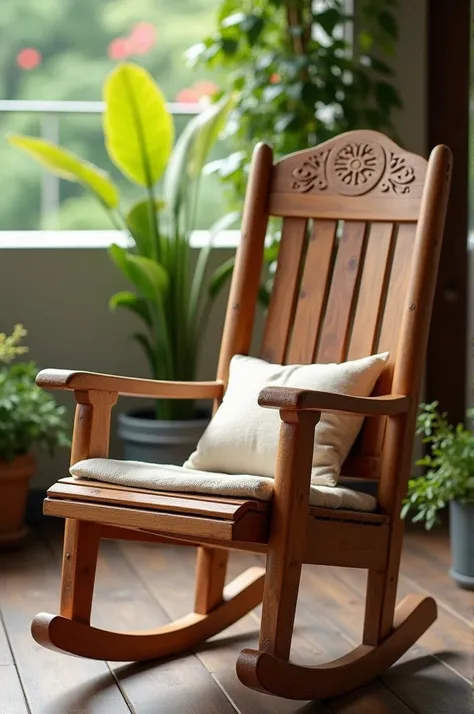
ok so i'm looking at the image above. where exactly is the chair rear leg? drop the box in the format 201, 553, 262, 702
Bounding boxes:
194, 547, 229, 614
60, 519, 100, 624
364, 518, 419, 644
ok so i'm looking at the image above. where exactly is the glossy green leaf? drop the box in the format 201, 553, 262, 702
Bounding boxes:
126, 198, 166, 257
317, 8, 342, 36
108, 244, 169, 300
358, 30, 374, 52
221, 12, 245, 28
189, 209, 240, 324
109, 290, 153, 327
365, 55, 393, 76
375, 81, 402, 111
208, 256, 235, 299
220, 37, 239, 55
242, 15, 264, 45
378, 10, 398, 40
103, 63, 174, 187
132, 332, 157, 377
7, 134, 119, 208
164, 94, 234, 235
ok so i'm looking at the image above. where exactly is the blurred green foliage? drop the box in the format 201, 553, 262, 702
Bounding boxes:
189, 0, 401, 202
0, 0, 226, 230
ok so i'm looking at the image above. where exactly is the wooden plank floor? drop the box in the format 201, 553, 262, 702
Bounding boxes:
0, 524, 471, 713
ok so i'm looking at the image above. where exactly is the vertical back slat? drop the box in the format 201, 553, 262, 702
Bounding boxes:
357, 222, 418, 458
347, 222, 395, 361
315, 221, 367, 364
286, 220, 337, 364
260, 217, 307, 363
377, 223, 418, 361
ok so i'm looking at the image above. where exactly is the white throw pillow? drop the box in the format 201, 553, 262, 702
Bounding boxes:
184, 353, 389, 486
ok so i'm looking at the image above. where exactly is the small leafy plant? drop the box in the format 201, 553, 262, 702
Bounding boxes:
0, 326, 70, 462
8, 63, 237, 421
190, 0, 401, 203
402, 402, 474, 530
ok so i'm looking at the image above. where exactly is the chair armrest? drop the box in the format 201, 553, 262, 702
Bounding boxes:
36, 369, 225, 400
258, 387, 410, 416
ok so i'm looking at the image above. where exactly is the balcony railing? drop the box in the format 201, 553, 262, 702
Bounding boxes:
0, 99, 202, 228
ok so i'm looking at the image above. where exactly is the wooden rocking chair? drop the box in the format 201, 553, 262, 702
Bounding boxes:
32, 130, 451, 701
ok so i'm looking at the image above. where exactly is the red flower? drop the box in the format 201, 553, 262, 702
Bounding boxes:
193, 80, 219, 98
16, 48, 42, 70
175, 87, 201, 104
129, 22, 156, 55
108, 38, 131, 60
270, 73, 281, 84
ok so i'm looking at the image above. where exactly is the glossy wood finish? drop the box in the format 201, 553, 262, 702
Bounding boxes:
286, 219, 337, 364
36, 369, 224, 400
32, 566, 265, 661
315, 221, 367, 364
237, 595, 437, 700
260, 217, 308, 363
217, 142, 274, 385
42, 497, 270, 543
33, 131, 452, 701
59, 520, 99, 624
205, 142, 273, 615
258, 411, 318, 659
258, 390, 410, 415
48, 479, 269, 519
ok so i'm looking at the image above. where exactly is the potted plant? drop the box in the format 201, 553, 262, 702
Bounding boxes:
8, 63, 237, 464
0, 325, 70, 546
402, 402, 474, 590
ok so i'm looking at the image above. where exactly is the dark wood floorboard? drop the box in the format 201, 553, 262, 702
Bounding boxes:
0, 609, 30, 714
0, 524, 471, 714
45, 529, 237, 714
401, 529, 472, 623
0, 531, 132, 714
119, 540, 330, 714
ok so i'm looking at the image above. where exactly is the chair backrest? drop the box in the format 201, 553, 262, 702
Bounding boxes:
217, 130, 451, 502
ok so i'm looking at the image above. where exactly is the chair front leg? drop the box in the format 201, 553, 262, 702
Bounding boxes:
259, 410, 318, 659
60, 388, 118, 624
60, 519, 100, 624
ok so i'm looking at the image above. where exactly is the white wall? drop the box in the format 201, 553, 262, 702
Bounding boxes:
0, 246, 236, 488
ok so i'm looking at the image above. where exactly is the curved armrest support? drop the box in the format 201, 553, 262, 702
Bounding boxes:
36, 369, 225, 400
258, 387, 410, 417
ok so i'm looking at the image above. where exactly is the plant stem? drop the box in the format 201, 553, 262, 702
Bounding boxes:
105, 207, 126, 232
147, 185, 160, 261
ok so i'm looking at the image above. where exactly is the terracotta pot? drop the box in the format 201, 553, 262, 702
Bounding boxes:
0, 453, 35, 547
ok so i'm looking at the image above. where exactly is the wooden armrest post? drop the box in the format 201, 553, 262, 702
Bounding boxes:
70, 389, 118, 464
60, 388, 118, 624
259, 409, 319, 660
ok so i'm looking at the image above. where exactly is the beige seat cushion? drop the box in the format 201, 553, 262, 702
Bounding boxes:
184, 353, 389, 487
70, 459, 377, 512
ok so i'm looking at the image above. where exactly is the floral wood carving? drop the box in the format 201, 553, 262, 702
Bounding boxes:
291, 150, 329, 192
381, 153, 416, 194
290, 140, 416, 197
328, 142, 385, 196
